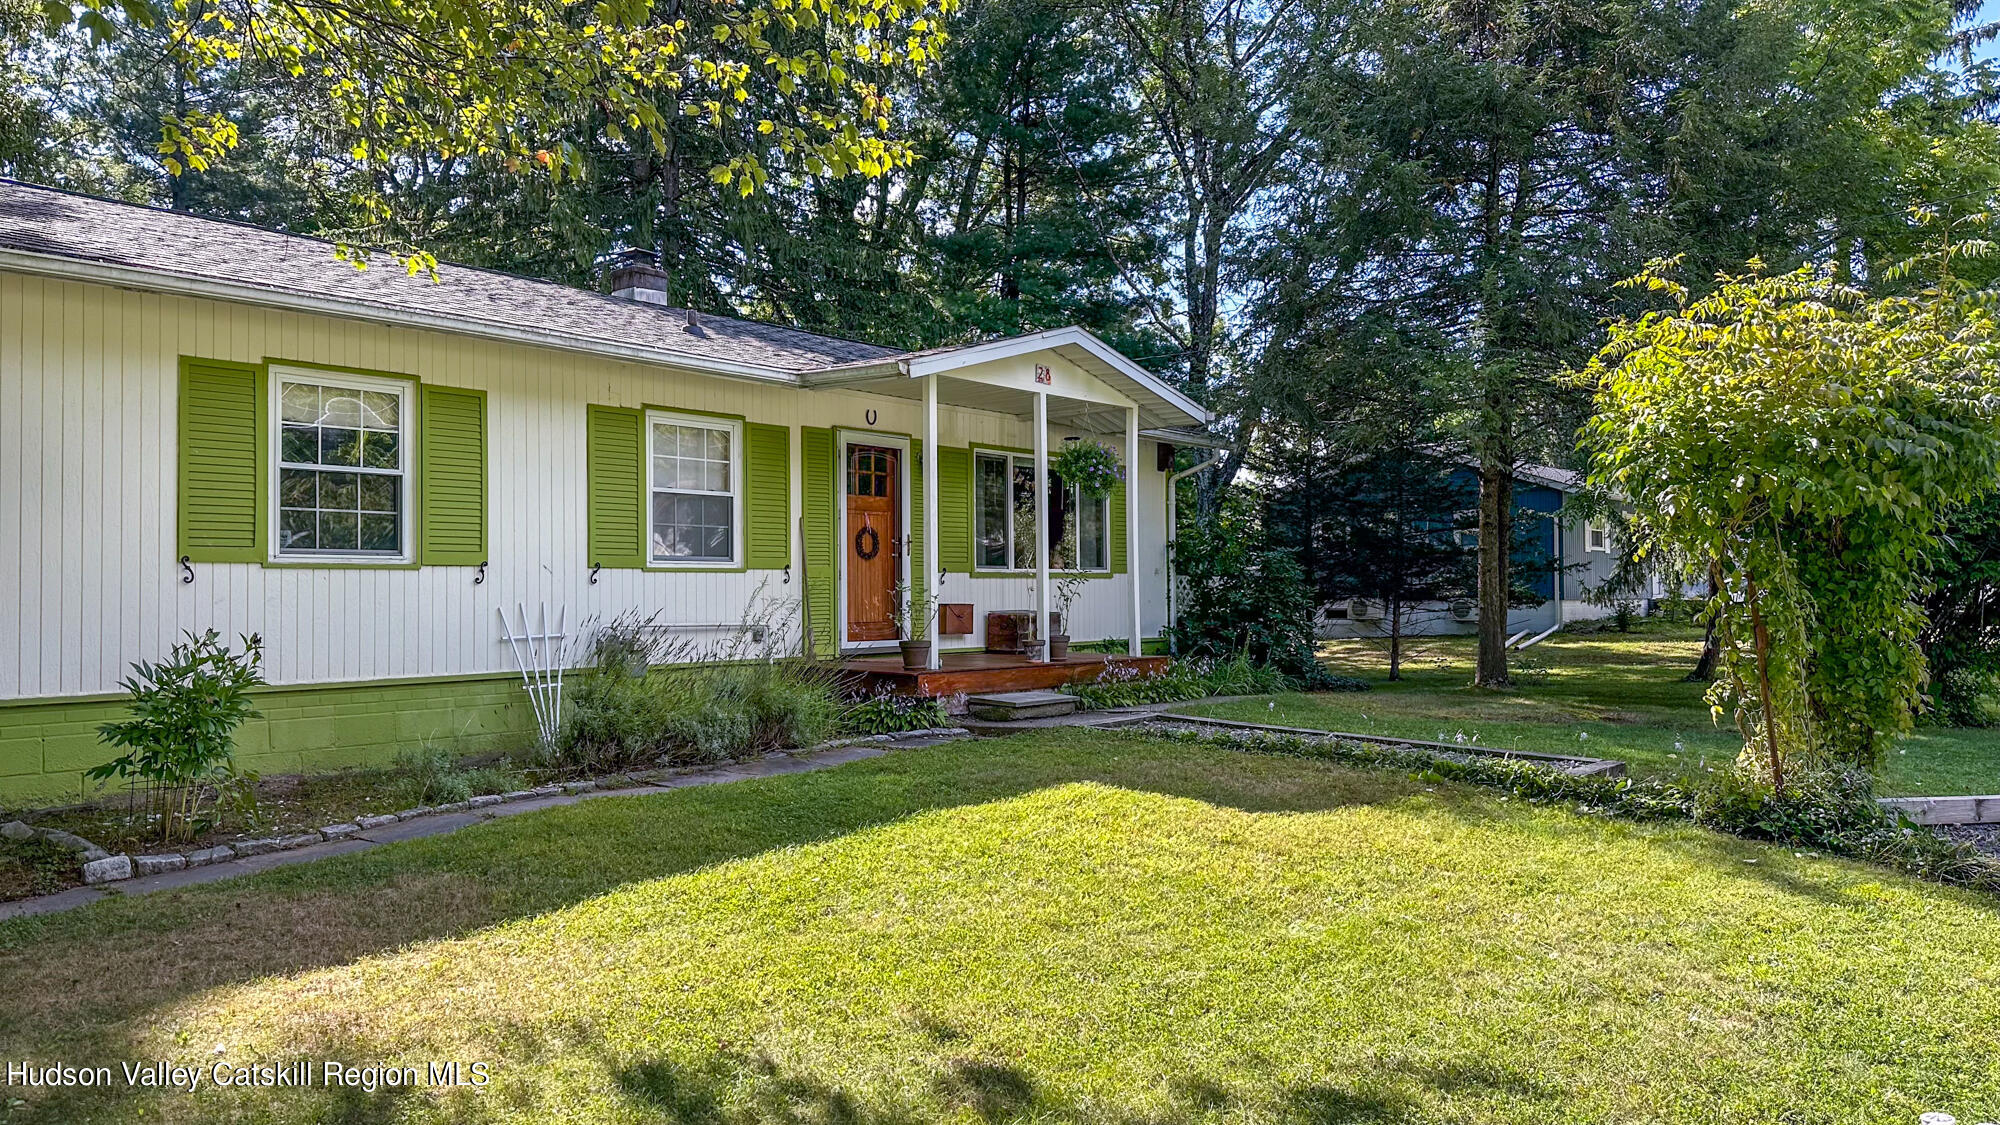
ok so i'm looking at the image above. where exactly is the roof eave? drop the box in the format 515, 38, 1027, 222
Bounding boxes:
0, 246, 805, 386
899, 326, 1211, 427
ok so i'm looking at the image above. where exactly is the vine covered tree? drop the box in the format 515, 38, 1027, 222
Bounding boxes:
1582, 260, 2000, 786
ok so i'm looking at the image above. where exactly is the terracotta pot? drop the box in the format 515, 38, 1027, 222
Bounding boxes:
898, 640, 931, 671
1048, 635, 1071, 662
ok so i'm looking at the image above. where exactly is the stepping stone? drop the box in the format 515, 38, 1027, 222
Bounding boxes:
966, 690, 1079, 722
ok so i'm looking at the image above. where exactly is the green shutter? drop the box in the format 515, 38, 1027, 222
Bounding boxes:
801, 427, 837, 656
587, 405, 645, 569
938, 446, 972, 573
745, 422, 790, 570
419, 385, 487, 566
178, 357, 265, 562
910, 439, 926, 635
1110, 474, 1129, 574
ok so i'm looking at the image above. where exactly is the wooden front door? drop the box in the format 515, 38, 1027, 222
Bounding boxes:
845, 444, 901, 643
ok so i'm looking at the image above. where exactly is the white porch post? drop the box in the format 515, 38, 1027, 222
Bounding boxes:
1033, 391, 1050, 661
1126, 406, 1142, 657
923, 373, 941, 670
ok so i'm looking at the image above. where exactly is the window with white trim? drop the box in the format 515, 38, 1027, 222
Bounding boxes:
972, 450, 1109, 572
274, 371, 410, 558
1585, 520, 1612, 553
648, 411, 742, 565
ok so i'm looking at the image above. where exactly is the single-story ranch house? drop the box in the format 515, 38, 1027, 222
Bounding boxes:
0, 179, 1211, 801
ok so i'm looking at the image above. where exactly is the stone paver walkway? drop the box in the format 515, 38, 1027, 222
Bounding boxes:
0, 740, 933, 922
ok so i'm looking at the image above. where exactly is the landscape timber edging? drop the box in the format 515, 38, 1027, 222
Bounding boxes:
6, 727, 973, 888
1877, 795, 2000, 826
1115, 713, 1629, 777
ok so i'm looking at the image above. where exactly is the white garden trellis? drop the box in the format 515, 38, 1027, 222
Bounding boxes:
498, 602, 568, 746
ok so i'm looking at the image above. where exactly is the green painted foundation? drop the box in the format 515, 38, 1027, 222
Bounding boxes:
0, 673, 536, 806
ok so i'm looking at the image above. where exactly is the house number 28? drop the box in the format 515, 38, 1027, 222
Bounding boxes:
1034, 364, 1053, 385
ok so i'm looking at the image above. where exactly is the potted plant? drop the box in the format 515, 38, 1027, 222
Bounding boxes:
890, 579, 944, 671
1047, 528, 1090, 661
1048, 438, 1121, 500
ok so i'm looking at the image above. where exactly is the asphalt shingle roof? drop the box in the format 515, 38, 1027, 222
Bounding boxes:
0, 178, 901, 374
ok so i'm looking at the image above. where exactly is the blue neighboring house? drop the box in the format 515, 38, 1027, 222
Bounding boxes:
1320, 461, 1652, 639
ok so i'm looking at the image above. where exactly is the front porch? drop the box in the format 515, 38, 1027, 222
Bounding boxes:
838, 650, 1170, 699
803, 327, 1210, 668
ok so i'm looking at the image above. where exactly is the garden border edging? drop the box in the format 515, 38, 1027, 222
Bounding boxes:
8, 727, 973, 889
1878, 795, 2000, 826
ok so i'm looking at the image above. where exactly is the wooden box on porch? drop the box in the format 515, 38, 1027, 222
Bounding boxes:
984, 610, 1062, 654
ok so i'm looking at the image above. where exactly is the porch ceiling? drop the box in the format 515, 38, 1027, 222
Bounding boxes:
822, 371, 1139, 433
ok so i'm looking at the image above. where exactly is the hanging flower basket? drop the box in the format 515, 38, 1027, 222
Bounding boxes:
1050, 440, 1122, 499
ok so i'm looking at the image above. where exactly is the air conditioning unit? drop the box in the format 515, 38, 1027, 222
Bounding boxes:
1449, 598, 1478, 622
1347, 597, 1380, 622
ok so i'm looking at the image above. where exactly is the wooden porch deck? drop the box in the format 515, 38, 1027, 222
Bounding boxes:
839, 651, 1170, 699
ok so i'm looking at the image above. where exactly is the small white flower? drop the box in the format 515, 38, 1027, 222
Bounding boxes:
1917, 1113, 1957, 1125
213, 1043, 227, 1056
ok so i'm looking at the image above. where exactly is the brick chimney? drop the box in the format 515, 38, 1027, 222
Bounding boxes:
605, 248, 670, 306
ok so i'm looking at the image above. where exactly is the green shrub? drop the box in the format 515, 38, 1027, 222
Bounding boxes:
1167, 503, 1329, 682
842, 693, 951, 736
88, 629, 266, 844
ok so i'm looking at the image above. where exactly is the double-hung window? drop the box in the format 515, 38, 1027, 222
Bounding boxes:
972, 449, 1108, 572
1585, 520, 1612, 553
648, 411, 742, 565
274, 370, 410, 559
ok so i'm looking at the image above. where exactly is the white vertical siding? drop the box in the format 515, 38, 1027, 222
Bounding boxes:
0, 272, 1176, 699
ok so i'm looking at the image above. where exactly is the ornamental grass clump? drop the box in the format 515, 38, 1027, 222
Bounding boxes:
1581, 258, 2000, 786
554, 597, 844, 773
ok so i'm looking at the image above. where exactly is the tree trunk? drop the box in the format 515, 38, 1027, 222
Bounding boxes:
1687, 572, 1722, 682
1475, 458, 1513, 686
1745, 573, 1786, 794
1388, 594, 1402, 681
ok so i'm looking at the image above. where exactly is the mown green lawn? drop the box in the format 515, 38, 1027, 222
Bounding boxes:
2, 729, 1996, 1124
1182, 626, 2000, 796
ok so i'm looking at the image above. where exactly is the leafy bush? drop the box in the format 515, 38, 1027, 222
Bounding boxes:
842, 693, 951, 735
1919, 491, 2000, 726
1153, 724, 2000, 896
552, 603, 844, 774
1064, 654, 1365, 711
88, 629, 266, 844
1167, 506, 1327, 681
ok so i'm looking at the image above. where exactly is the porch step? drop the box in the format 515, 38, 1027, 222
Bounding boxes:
964, 690, 1079, 722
